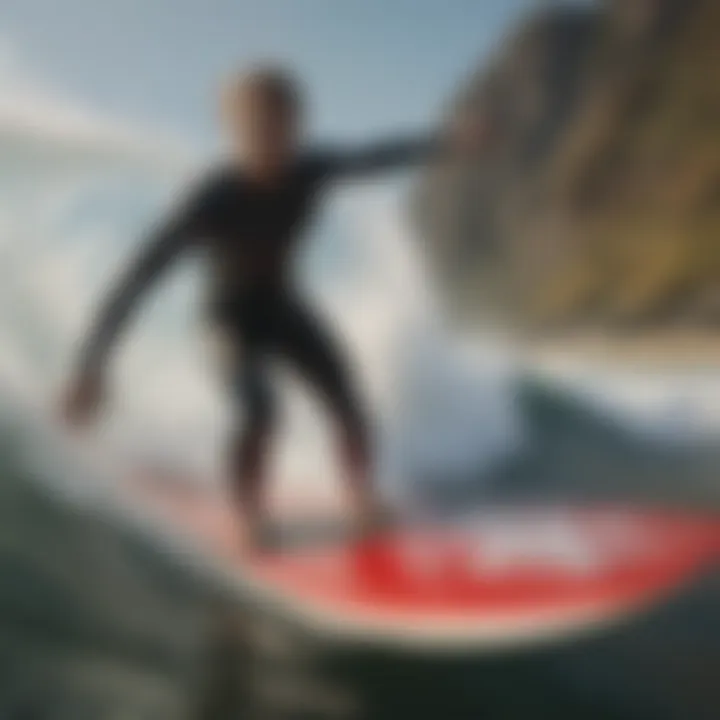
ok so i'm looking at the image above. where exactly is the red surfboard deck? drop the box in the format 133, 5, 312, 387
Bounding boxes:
125, 475, 720, 650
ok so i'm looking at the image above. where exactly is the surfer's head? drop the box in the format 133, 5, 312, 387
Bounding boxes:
221, 66, 303, 178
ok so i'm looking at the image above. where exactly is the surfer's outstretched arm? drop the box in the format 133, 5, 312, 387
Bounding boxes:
314, 134, 443, 180
62, 202, 202, 427
315, 114, 487, 181
75, 176, 218, 379
77, 217, 192, 377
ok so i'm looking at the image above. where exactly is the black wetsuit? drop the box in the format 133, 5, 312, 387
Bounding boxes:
78, 136, 438, 452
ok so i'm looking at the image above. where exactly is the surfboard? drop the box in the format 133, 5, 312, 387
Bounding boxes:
122, 472, 720, 651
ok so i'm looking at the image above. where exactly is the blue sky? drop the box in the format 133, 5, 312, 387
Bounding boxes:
0, 0, 535, 148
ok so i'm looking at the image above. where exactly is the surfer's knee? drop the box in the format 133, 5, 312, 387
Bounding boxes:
230, 376, 276, 479
244, 392, 276, 437
319, 366, 370, 458
238, 363, 277, 436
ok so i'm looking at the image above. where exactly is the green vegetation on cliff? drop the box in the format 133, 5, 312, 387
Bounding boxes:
416, 0, 720, 331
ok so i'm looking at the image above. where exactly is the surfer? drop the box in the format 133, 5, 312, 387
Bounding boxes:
61, 67, 483, 550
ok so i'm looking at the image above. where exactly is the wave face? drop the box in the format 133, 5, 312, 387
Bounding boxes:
1, 379, 719, 718
1, 80, 719, 717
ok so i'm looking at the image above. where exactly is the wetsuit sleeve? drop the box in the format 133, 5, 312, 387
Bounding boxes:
312, 134, 443, 181
76, 179, 217, 377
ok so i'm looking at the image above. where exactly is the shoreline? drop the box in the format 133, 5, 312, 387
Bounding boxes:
521, 330, 720, 370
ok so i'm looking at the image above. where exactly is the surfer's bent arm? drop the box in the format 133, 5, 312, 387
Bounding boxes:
76, 198, 206, 378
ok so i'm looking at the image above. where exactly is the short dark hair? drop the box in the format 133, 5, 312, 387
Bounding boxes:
231, 65, 303, 120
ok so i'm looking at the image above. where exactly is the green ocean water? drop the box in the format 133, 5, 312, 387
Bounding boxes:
0, 378, 718, 720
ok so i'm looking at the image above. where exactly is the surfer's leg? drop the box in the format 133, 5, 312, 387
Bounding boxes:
229, 347, 277, 538
273, 296, 374, 511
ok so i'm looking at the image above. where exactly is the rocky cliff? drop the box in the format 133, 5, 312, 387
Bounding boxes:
415, 0, 720, 332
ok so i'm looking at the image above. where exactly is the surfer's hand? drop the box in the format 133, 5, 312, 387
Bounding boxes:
62, 372, 104, 426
